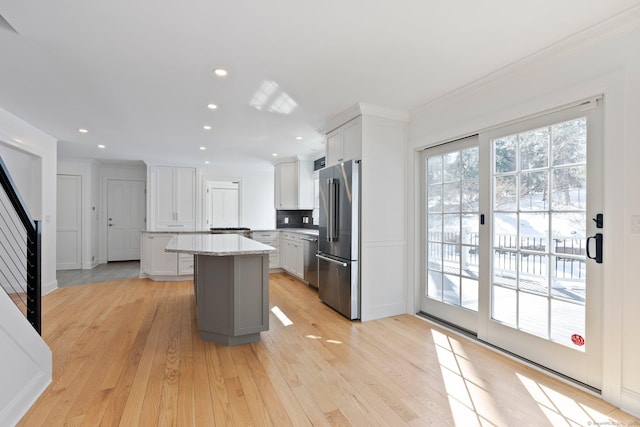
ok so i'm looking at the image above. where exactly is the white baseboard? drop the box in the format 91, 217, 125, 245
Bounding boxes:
41, 279, 57, 296
0, 371, 50, 427
621, 388, 640, 418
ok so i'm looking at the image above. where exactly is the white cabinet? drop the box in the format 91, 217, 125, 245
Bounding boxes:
274, 160, 314, 210
140, 233, 194, 278
280, 232, 304, 279
143, 234, 178, 276
251, 231, 280, 269
153, 166, 196, 230
325, 116, 362, 167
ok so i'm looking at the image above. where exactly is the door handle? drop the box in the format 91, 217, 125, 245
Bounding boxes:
586, 233, 603, 263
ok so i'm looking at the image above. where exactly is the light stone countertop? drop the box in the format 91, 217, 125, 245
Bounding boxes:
165, 234, 275, 256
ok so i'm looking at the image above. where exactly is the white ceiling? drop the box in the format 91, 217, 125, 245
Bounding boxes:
1, 1, 638, 168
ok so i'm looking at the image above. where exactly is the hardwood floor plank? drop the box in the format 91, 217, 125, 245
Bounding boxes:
18, 273, 640, 427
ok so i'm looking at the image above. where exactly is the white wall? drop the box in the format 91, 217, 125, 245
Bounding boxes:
199, 163, 276, 230
407, 10, 640, 415
0, 107, 55, 425
0, 145, 38, 217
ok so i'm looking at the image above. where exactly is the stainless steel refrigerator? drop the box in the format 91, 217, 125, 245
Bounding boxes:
317, 160, 360, 319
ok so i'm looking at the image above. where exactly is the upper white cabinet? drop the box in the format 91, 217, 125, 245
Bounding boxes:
152, 166, 196, 230
325, 116, 362, 167
274, 160, 314, 210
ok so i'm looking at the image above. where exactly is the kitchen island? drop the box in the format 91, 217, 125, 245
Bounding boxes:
166, 234, 275, 345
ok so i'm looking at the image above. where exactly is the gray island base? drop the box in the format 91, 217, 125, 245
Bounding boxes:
165, 234, 275, 346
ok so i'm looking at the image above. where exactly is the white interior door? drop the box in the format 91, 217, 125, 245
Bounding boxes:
421, 100, 603, 389
107, 180, 146, 261
205, 181, 239, 228
56, 174, 82, 270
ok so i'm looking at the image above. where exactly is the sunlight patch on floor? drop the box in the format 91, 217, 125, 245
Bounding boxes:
271, 305, 293, 326
432, 329, 506, 426
516, 373, 620, 426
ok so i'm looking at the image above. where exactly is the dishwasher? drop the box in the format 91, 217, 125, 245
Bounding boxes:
301, 235, 318, 288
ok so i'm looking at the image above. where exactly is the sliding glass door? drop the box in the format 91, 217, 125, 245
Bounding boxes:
421, 100, 603, 388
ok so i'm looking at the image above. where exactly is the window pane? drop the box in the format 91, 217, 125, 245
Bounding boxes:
494, 213, 517, 250
443, 182, 460, 213
443, 274, 460, 305
427, 185, 442, 213
427, 270, 443, 300
444, 152, 461, 182
519, 254, 548, 295
551, 256, 586, 300
552, 166, 586, 211
461, 214, 478, 245
492, 286, 516, 326
462, 148, 479, 180
520, 127, 549, 170
461, 179, 479, 212
494, 175, 517, 211
493, 250, 517, 289
461, 245, 479, 279
552, 118, 586, 166
443, 214, 460, 243
427, 214, 443, 242
520, 171, 549, 211
519, 292, 548, 338
427, 156, 443, 184
442, 244, 460, 275
519, 212, 548, 252
461, 277, 478, 311
427, 242, 442, 271
551, 299, 585, 351
494, 136, 517, 173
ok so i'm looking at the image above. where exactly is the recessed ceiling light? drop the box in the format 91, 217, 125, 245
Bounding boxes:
98, 144, 105, 149
203, 125, 212, 130
207, 104, 218, 110
200, 146, 206, 150
204, 161, 210, 164
272, 153, 278, 157
295, 136, 303, 140
78, 128, 88, 133
213, 68, 228, 77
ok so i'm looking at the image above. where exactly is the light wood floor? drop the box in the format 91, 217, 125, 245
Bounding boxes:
19, 273, 639, 426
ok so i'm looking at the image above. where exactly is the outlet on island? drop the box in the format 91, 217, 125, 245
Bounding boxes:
284, 217, 289, 224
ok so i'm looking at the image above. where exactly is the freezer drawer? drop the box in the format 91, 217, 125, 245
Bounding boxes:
317, 254, 359, 320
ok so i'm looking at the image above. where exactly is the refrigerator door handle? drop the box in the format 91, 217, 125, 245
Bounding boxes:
316, 253, 348, 267
327, 178, 338, 241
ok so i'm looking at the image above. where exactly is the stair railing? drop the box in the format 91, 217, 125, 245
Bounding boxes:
0, 155, 41, 334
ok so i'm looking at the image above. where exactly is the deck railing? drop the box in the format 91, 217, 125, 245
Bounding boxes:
0, 155, 41, 334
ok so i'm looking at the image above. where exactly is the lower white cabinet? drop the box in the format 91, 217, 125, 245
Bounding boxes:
140, 233, 193, 279
280, 232, 304, 279
251, 231, 280, 269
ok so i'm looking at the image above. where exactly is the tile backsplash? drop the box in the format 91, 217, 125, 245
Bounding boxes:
276, 210, 317, 229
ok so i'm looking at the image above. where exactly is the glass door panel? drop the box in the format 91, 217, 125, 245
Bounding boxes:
422, 136, 480, 333
482, 102, 602, 389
